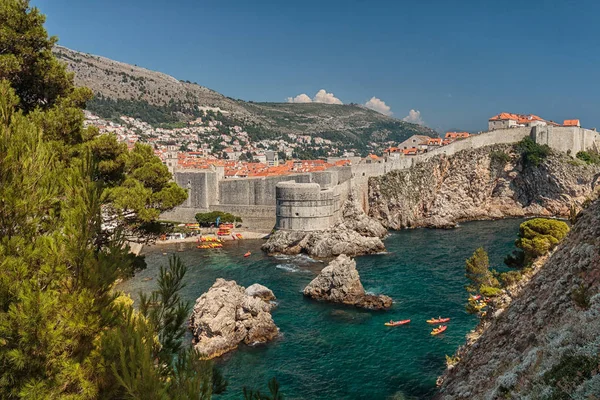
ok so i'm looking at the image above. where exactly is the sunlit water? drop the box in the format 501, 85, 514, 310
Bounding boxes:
117, 219, 523, 399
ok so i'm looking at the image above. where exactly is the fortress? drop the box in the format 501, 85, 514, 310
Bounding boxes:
161, 124, 600, 231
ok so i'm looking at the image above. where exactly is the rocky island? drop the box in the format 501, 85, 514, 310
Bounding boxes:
303, 254, 393, 310
190, 279, 279, 359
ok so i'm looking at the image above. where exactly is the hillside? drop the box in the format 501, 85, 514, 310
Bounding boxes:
53, 46, 436, 149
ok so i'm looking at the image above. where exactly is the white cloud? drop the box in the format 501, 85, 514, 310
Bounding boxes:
286, 93, 312, 103
364, 97, 392, 116
313, 89, 343, 104
286, 89, 343, 105
402, 109, 424, 125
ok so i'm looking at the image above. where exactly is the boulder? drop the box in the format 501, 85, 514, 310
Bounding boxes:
303, 254, 392, 310
190, 278, 279, 359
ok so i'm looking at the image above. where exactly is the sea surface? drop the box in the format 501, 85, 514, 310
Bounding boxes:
117, 219, 524, 400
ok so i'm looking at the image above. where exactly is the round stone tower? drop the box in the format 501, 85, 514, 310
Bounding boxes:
275, 181, 337, 231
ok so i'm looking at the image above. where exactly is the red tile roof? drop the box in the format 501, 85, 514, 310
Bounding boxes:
563, 119, 580, 127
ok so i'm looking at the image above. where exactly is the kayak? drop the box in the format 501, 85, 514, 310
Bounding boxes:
384, 319, 410, 326
470, 294, 482, 301
244, 251, 251, 257
427, 317, 450, 324
431, 325, 447, 336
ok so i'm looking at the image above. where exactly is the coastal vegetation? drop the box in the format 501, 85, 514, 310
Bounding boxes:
465, 218, 569, 313
576, 150, 600, 164
516, 137, 551, 167
195, 211, 242, 226
0, 1, 225, 397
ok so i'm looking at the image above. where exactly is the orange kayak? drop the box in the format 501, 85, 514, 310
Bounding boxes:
244, 251, 251, 257
427, 317, 450, 324
431, 325, 447, 336
384, 319, 410, 327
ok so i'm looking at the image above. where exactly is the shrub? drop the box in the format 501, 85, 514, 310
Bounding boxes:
576, 150, 600, 165
465, 248, 500, 293
195, 211, 242, 226
479, 285, 503, 297
516, 137, 551, 167
490, 150, 511, 165
516, 218, 569, 263
543, 353, 599, 399
571, 284, 591, 310
499, 271, 523, 286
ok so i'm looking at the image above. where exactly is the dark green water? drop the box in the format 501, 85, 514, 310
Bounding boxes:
117, 219, 523, 400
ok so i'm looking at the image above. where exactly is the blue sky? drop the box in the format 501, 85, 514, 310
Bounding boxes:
33, 0, 600, 132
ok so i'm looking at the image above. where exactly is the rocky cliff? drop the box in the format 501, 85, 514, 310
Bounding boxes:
436, 199, 600, 399
303, 254, 393, 310
262, 195, 387, 258
369, 144, 600, 229
190, 279, 279, 359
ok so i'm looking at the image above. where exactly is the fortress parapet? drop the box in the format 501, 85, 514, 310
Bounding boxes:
275, 181, 340, 231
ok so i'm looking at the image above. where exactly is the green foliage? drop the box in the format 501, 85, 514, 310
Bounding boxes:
479, 285, 503, 297
516, 137, 551, 167
195, 211, 242, 226
515, 218, 569, 264
504, 250, 526, 269
465, 247, 499, 293
490, 150, 511, 165
499, 270, 523, 287
243, 378, 284, 400
571, 284, 591, 310
576, 150, 600, 165
0, 0, 92, 113
543, 353, 599, 400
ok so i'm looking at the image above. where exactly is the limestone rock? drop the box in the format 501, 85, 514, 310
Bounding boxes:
245, 283, 275, 302
368, 144, 600, 230
190, 278, 279, 359
303, 254, 392, 310
262, 196, 387, 257
436, 199, 600, 399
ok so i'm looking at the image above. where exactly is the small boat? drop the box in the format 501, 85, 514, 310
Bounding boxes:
431, 325, 447, 336
384, 319, 410, 327
244, 251, 251, 258
470, 294, 482, 301
427, 317, 450, 324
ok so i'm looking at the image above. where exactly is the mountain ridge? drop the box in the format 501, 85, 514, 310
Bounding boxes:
53, 45, 436, 149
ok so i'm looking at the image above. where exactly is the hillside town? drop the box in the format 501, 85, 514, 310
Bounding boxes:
84, 110, 586, 179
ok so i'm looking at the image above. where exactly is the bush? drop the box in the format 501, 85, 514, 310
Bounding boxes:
576, 150, 600, 165
479, 285, 503, 297
490, 150, 511, 165
543, 353, 599, 399
571, 284, 591, 310
499, 271, 523, 286
195, 211, 242, 226
516, 218, 569, 263
516, 137, 551, 167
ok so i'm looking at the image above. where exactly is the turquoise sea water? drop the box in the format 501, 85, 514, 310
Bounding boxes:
117, 219, 523, 399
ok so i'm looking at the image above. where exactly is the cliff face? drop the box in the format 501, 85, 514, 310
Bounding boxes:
368, 144, 600, 229
437, 199, 600, 399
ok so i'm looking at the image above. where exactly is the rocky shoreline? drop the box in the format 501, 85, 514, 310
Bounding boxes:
369, 144, 600, 230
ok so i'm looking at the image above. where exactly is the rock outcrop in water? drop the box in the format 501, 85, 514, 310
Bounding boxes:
190, 279, 279, 359
369, 144, 600, 229
436, 199, 600, 399
262, 195, 387, 257
303, 254, 393, 310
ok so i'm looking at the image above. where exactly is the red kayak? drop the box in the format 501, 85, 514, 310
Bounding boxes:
427, 317, 450, 324
244, 251, 251, 258
384, 319, 410, 327
431, 325, 447, 336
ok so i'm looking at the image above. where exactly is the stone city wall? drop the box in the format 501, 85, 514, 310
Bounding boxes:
162, 127, 600, 228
